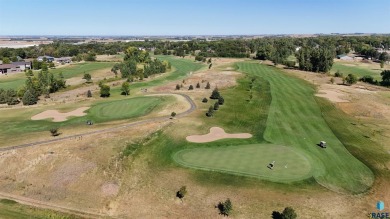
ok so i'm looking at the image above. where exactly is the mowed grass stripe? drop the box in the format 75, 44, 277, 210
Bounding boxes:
173, 144, 312, 182
237, 62, 374, 193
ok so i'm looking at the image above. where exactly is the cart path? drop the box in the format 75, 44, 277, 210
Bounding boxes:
0, 93, 195, 152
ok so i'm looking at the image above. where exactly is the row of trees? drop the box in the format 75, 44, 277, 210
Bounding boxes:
296, 46, 334, 72
1, 35, 389, 63
112, 47, 171, 81
206, 88, 224, 117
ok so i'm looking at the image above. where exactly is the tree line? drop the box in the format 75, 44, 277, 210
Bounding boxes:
111, 46, 171, 81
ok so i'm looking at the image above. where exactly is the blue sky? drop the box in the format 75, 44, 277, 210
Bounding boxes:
0, 0, 389, 35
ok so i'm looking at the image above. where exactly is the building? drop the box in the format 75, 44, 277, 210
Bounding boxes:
0, 61, 32, 74
55, 57, 72, 64
337, 54, 354, 61
0, 64, 20, 74
12, 61, 31, 71
37, 55, 55, 62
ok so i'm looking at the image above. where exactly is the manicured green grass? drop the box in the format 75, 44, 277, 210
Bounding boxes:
235, 62, 374, 193
331, 62, 383, 80
0, 199, 80, 219
0, 62, 114, 90
173, 144, 312, 182
88, 96, 165, 123
170, 61, 374, 193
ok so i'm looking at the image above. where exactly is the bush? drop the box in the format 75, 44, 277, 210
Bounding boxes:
188, 85, 194, 90
171, 112, 176, 117
284, 60, 296, 68
202, 98, 208, 103
175, 84, 180, 90
217, 199, 233, 216
196, 82, 200, 88
50, 128, 60, 137
334, 70, 343, 77
206, 106, 214, 117
214, 101, 220, 110
345, 73, 357, 85
205, 82, 211, 89
87, 90, 92, 98
360, 75, 375, 84
176, 186, 187, 199
210, 88, 220, 99
100, 84, 111, 97
218, 96, 224, 105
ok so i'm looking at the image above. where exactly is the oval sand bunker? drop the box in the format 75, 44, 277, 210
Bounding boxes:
31, 107, 90, 122
186, 127, 252, 143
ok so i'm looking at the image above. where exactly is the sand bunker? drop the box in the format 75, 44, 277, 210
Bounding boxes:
31, 107, 90, 122
186, 127, 252, 143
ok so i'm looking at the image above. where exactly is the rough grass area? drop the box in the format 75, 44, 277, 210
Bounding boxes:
0, 199, 80, 219
173, 144, 312, 182
331, 62, 383, 80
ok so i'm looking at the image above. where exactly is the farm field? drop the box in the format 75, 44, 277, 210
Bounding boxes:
173, 62, 374, 194
0, 62, 114, 90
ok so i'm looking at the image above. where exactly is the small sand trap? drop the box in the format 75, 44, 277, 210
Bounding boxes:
186, 127, 252, 143
101, 182, 120, 197
31, 107, 90, 122
316, 90, 349, 103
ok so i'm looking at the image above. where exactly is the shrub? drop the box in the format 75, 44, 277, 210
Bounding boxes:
87, 90, 92, 98
334, 70, 343, 77
217, 199, 233, 216
202, 98, 208, 103
175, 84, 180, 90
214, 101, 220, 110
196, 82, 200, 88
188, 85, 194, 90
218, 96, 224, 105
360, 75, 375, 84
176, 186, 187, 199
100, 84, 111, 97
345, 73, 357, 85
171, 112, 176, 117
284, 60, 296, 68
210, 88, 220, 99
206, 106, 214, 117
205, 82, 211, 89
50, 128, 60, 137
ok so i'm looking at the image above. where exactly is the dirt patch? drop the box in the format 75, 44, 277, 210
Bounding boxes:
316, 90, 350, 103
101, 183, 120, 197
186, 127, 252, 143
31, 107, 90, 122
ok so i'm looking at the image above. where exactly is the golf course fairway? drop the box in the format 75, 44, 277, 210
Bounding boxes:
174, 62, 374, 194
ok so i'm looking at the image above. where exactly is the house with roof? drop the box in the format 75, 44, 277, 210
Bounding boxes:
37, 55, 55, 62
0, 61, 32, 74
337, 54, 354, 61
55, 57, 72, 64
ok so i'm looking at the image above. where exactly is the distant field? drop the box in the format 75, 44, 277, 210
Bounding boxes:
331, 62, 383, 80
0, 62, 114, 90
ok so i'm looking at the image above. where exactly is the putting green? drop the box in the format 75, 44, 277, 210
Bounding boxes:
173, 144, 312, 182
88, 96, 165, 122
